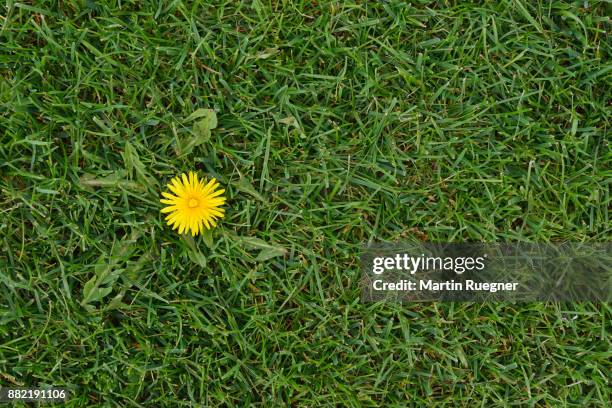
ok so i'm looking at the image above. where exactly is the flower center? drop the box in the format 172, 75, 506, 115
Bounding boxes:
188, 198, 199, 208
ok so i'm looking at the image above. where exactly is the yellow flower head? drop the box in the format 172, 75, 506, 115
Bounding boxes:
160, 172, 226, 236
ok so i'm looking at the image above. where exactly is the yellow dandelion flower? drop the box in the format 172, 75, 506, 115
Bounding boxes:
160, 171, 226, 236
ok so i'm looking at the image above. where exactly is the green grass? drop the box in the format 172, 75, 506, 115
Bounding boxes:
1, 0, 611, 406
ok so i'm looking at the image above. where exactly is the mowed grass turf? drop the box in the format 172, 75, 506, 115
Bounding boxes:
1, 0, 611, 406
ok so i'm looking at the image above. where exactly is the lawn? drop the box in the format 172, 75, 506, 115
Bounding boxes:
1, 0, 610, 406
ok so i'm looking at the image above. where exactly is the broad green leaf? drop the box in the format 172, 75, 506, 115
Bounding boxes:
185, 108, 218, 124
182, 234, 207, 267
82, 275, 97, 303
100, 268, 125, 286
193, 120, 212, 144
123, 141, 139, 177
236, 177, 264, 202
201, 228, 214, 249
79, 171, 144, 191
255, 47, 279, 59
35, 188, 59, 195
93, 286, 113, 302
255, 247, 287, 262
233, 235, 287, 262
240, 236, 276, 250
123, 141, 155, 189
106, 292, 126, 311
80, 231, 142, 310
278, 116, 297, 127
179, 109, 218, 155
